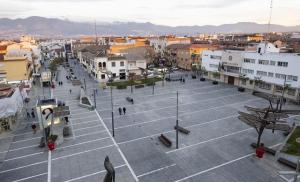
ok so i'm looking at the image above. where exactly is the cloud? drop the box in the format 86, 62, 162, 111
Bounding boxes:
177, 0, 248, 9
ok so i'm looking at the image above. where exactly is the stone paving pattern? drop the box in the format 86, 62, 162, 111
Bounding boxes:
0, 58, 299, 182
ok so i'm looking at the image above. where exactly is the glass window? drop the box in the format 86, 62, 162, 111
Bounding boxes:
111, 62, 116, 67
268, 72, 274, 77
120, 61, 124, 66
101, 74, 105, 79
278, 61, 288, 67
270, 61, 276, 65
258, 60, 269, 65
244, 58, 255, 63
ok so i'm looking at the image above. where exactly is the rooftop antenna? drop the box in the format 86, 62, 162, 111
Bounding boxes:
94, 20, 98, 45
267, 0, 273, 40
264, 0, 273, 53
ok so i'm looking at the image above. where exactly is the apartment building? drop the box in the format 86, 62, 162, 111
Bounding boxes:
202, 42, 300, 101
166, 44, 218, 70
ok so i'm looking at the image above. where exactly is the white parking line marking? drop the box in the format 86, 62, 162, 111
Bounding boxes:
52, 144, 115, 161
174, 143, 282, 182
63, 164, 126, 182
12, 136, 41, 143
71, 115, 97, 121
0, 160, 47, 174
12, 172, 47, 182
73, 124, 103, 131
71, 119, 99, 126
166, 128, 252, 154
137, 163, 176, 178
4, 152, 44, 162
94, 110, 139, 182
58, 137, 111, 150
98, 87, 233, 112
102, 92, 248, 120
47, 151, 51, 182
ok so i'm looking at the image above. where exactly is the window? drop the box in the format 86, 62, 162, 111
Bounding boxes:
111, 62, 116, 67
120, 61, 124, 66
98, 62, 102, 67
275, 85, 283, 93
275, 73, 286, 80
278, 61, 288, 67
287, 88, 296, 96
209, 64, 219, 68
257, 70, 268, 77
268, 72, 274, 77
101, 74, 105, 79
229, 56, 233, 61
241, 79, 246, 85
244, 58, 255, 64
287, 75, 298, 82
103, 62, 106, 68
258, 60, 269, 65
210, 55, 222, 60
270, 61, 276, 66
258, 82, 271, 90
242, 69, 254, 75
112, 73, 116, 78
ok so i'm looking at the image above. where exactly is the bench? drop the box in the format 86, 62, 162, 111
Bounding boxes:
278, 157, 298, 170
174, 126, 190, 135
158, 134, 172, 148
250, 143, 276, 155
126, 97, 134, 104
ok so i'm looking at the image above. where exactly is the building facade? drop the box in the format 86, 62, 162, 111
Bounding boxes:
202, 43, 300, 101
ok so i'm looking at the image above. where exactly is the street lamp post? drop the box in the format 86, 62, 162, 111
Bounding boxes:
84, 78, 87, 91
176, 91, 179, 149
110, 86, 115, 137
152, 82, 155, 95
93, 89, 97, 108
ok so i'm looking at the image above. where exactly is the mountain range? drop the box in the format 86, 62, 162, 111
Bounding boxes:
0, 16, 300, 38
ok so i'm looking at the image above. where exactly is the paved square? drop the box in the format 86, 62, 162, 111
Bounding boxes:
1, 59, 299, 182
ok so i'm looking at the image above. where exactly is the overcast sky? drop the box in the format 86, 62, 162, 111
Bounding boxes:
0, 0, 299, 26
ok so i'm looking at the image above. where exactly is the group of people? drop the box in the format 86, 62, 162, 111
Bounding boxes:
58, 81, 64, 86
118, 107, 127, 115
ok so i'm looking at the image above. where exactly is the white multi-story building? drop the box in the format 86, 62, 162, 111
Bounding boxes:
202, 43, 300, 101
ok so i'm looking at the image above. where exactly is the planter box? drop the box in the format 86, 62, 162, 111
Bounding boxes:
212, 81, 218, 85
200, 78, 206, 81
146, 82, 155, 86
116, 85, 127, 89
135, 84, 144, 89
238, 87, 245, 92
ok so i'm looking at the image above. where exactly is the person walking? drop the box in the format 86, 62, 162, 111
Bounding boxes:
118, 107, 122, 115
31, 124, 37, 134
27, 111, 31, 118
31, 109, 35, 118
69, 89, 72, 94
123, 107, 126, 115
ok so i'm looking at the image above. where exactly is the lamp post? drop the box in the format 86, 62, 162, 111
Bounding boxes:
176, 91, 179, 149
110, 86, 115, 137
93, 89, 97, 108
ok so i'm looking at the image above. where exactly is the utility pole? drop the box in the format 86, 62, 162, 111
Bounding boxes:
152, 82, 155, 95
176, 91, 179, 149
93, 89, 96, 108
84, 78, 86, 91
110, 86, 115, 137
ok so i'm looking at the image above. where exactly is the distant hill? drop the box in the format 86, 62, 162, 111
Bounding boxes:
0, 16, 300, 38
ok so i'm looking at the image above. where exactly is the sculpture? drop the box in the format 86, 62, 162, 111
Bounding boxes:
103, 156, 115, 182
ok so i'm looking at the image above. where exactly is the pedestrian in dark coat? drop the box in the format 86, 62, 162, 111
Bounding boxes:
27, 112, 31, 118
31, 124, 37, 134
118, 107, 122, 115
123, 107, 126, 115
69, 89, 72, 94
31, 109, 35, 118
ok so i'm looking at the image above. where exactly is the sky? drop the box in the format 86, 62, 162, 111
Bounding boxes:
0, 0, 299, 26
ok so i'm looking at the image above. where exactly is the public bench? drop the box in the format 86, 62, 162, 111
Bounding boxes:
278, 157, 298, 170
126, 97, 134, 104
158, 134, 172, 148
174, 126, 190, 135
